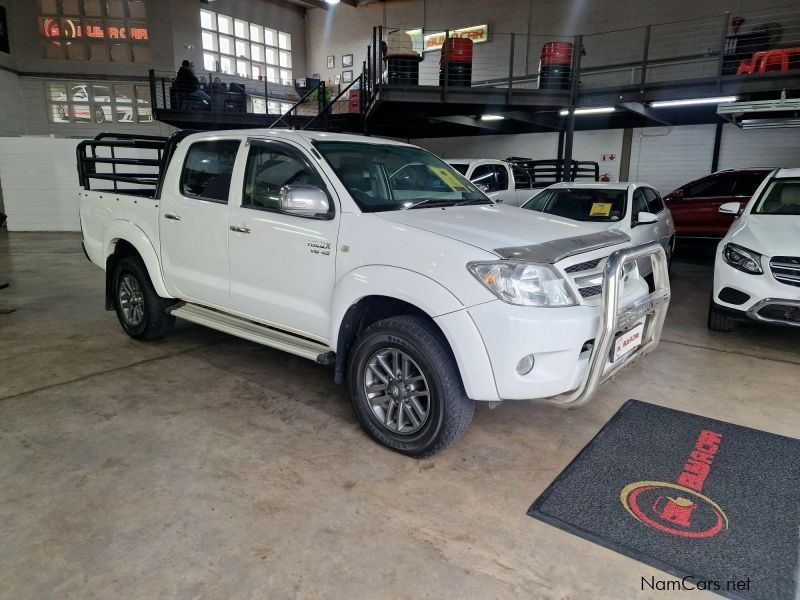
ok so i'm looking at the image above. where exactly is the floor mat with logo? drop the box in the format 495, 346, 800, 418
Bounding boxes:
527, 400, 799, 600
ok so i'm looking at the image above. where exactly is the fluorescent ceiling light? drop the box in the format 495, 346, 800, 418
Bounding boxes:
325, 0, 340, 4
651, 96, 737, 108
481, 114, 505, 121
559, 107, 615, 116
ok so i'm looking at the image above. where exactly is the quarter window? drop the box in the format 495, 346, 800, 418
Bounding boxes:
180, 140, 241, 202
242, 143, 327, 213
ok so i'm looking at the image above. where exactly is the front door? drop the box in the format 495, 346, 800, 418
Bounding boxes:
159, 138, 241, 307
227, 139, 339, 341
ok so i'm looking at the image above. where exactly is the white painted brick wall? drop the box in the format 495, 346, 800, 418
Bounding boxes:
628, 125, 717, 194
718, 125, 800, 171
0, 137, 84, 231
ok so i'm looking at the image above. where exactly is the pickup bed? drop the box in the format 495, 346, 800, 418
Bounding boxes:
78, 130, 670, 457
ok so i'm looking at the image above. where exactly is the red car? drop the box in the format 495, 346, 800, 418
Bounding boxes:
664, 169, 772, 238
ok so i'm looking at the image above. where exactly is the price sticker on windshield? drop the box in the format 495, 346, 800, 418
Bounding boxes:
429, 167, 470, 192
589, 202, 613, 217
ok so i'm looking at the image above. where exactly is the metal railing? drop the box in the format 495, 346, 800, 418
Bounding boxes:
362, 5, 800, 115
303, 74, 363, 130
269, 79, 326, 129
148, 69, 300, 121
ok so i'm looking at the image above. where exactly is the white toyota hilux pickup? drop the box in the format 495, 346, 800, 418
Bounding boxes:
78, 130, 670, 457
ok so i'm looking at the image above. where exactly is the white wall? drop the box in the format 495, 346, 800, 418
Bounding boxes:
0, 137, 83, 231
718, 126, 800, 170
628, 125, 718, 193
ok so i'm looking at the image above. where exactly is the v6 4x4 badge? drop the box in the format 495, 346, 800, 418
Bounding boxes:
620, 430, 729, 538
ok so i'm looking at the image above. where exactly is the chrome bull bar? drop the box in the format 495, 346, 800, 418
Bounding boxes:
543, 241, 671, 409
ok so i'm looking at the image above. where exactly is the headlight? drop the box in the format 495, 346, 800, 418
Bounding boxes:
467, 261, 578, 307
722, 243, 763, 274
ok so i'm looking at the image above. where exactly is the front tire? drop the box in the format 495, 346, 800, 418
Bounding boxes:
347, 316, 474, 458
113, 256, 175, 340
707, 298, 741, 332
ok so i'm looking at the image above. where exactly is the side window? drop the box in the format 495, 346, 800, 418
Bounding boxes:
180, 140, 240, 202
242, 143, 328, 213
684, 175, 736, 198
494, 165, 510, 190
471, 164, 497, 192
643, 188, 664, 213
632, 188, 649, 219
734, 174, 767, 197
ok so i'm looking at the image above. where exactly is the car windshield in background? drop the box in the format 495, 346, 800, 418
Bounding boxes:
450, 163, 469, 175
315, 142, 488, 213
521, 188, 627, 222
752, 179, 800, 215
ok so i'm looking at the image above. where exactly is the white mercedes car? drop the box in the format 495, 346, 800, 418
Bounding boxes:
708, 168, 800, 331
520, 182, 675, 276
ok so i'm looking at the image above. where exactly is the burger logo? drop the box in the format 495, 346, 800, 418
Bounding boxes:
620, 430, 729, 538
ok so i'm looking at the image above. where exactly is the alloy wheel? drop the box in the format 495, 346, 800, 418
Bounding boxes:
363, 348, 431, 435
118, 274, 145, 327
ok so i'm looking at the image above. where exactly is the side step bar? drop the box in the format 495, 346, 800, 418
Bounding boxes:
169, 303, 334, 363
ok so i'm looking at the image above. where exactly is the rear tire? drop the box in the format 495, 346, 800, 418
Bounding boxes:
113, 256, 175, 340
347, 315, 474, 458
707, 298, 740, 333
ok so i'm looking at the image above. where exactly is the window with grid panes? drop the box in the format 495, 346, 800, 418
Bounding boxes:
200, 8, 292, 85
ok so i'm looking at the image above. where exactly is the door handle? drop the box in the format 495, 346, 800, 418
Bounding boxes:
164, 213, 181, 221
229, 225, 251, 234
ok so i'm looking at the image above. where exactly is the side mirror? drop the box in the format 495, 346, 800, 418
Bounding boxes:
718, 202, 742, 216
279, 185, 330, 218
635, 211, 659, 225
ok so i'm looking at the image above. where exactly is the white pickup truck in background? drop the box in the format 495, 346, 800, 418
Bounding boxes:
448, 158, 601, 207
78, 130, 670, 457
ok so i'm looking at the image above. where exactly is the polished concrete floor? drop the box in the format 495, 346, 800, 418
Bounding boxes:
1, 231, 798, 599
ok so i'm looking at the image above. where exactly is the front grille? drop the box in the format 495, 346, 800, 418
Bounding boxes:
565, 259, 601, 274
579, 285, 603, 299
771, 256, 800, 288
758, 304, 800, 324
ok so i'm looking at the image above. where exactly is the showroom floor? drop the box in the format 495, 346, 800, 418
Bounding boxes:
1, 231, 798, 599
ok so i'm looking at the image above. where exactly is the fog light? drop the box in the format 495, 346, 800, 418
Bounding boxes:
516, 354, 535, 375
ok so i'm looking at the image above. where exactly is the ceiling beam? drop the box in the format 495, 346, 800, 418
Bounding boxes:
617, 102, 672, 127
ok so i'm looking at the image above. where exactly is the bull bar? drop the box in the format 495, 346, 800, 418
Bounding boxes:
543, 241, 671, 409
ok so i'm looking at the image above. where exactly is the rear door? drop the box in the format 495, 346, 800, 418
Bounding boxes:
227, 138, 339, 341
160, 138, 241, 307
670, 174, 737, 237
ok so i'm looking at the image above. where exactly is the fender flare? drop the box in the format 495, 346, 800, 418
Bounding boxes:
330, 265, 464, 344
104, 220, 171, 299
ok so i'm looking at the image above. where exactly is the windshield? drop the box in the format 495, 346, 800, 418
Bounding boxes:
752, 179, 800, 215
315, 142, 489, 212
521, 188, 627, 222
450, 163, 469, 175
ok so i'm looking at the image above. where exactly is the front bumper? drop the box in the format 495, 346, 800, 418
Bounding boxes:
466, 242, 671, 406
713, 253, 800, 327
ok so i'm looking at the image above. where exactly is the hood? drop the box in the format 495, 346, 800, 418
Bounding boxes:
376, 204, 611, 256
729, 215, 800, 256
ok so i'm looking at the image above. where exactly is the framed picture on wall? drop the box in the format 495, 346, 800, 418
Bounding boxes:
342, 54, 353, 68
327, 55, 334, 69
342, 70, 353, 83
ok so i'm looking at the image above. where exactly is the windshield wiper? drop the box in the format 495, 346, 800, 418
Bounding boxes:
454, 198, 493, 206
406, 199, 458, 210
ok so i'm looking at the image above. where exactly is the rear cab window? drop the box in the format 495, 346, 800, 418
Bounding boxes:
180, 140, 241, 202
